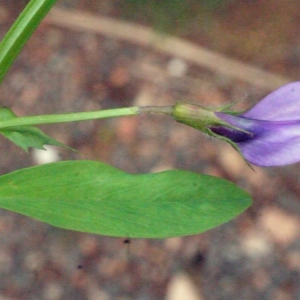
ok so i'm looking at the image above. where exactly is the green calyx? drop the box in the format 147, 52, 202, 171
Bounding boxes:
171, 102, 250, 135
172, 102, 233, 133
171, 102, 252, 167
172, 102, 213, 131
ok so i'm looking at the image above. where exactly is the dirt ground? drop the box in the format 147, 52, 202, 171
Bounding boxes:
1, 1, 300, 299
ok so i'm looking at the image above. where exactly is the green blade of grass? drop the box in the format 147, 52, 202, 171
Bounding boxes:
0, 0, 57, 83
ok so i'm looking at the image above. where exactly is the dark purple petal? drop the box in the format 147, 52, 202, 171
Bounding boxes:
242, 82, 300, 121
215, 112, 300, 166
210, 126, 252, 143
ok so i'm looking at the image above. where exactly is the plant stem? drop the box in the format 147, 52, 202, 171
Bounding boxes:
138, 106, 173, 115
0, 106, 174, 129
0, 107, 138, 129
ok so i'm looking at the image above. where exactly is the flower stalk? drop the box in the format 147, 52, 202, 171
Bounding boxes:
0, 107, 140, 129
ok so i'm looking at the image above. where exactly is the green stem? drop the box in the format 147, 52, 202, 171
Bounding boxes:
0, 0, 57, 83
0, 106, 174, 129
138, 106, 173, 115
0, 107, 139, 129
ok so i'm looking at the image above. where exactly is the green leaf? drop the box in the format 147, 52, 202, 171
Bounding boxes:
0, 108, 68, 151
0, 161, 251, 238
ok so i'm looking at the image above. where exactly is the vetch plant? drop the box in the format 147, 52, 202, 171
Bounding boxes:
5, 0, 297, 239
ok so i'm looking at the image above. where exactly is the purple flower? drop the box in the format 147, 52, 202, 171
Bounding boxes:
172, 82, 300, 167
212, 82, 300, 166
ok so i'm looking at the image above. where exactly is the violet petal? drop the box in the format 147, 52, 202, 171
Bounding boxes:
215, 113, 300, 166
242, 82, 300, 121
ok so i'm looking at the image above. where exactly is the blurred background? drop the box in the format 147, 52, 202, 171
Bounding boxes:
1, 1, 300, 299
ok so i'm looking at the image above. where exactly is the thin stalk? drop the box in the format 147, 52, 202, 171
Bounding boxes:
0, 105, 174, 129
0, 107, 138, 129
138, 106, 173, 115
